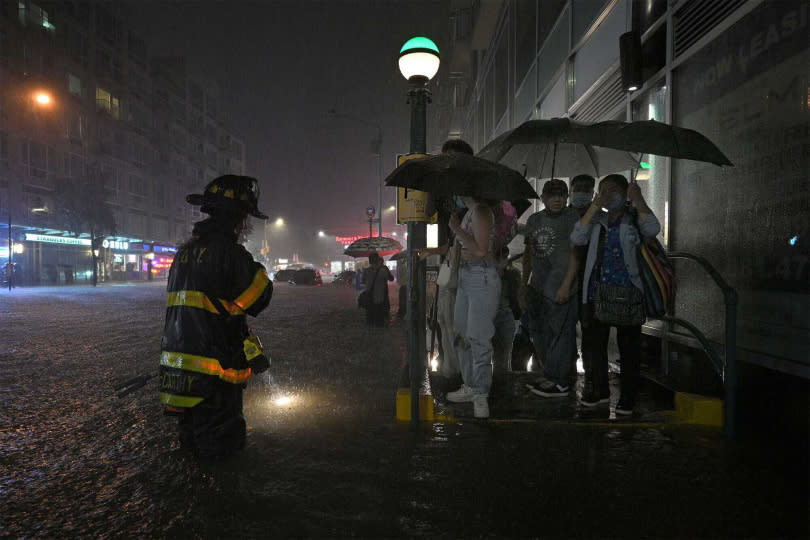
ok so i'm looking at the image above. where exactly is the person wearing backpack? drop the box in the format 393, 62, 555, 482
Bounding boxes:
571, 174, 660, 415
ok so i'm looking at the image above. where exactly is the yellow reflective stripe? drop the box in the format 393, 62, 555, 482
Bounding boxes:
166, 291, 219, 315
233, 269, 270, 311
161, 351, 252, 384
160, 393, 204, 408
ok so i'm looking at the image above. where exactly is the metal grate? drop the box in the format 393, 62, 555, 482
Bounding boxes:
674, 0, 748, 58
572, 69, 625, 122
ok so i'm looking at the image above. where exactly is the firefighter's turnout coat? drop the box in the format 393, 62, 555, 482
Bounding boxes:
159, 217, 272, 410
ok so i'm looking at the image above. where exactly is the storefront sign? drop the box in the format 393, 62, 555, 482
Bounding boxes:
24, 233, 91, 246
102, 239, 129, 251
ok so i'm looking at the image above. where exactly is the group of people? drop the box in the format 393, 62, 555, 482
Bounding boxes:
427, 139, 660, 419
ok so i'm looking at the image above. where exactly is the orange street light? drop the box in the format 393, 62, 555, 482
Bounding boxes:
34, 92, 52, 106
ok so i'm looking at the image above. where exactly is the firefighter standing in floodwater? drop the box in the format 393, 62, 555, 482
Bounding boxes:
159, 175, 273, 459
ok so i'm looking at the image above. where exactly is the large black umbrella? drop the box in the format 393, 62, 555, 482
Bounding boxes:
580, 120, 733, 166
343, 236, 403, 258
383, 153, 539, 200
477, 118, 640, 178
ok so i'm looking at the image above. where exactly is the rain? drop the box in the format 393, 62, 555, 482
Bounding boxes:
2, 0, 809, 538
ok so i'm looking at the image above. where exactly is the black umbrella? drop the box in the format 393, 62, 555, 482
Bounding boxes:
582, 120, 733, 166
477, 118, 640, 178
383, 153, 539, 200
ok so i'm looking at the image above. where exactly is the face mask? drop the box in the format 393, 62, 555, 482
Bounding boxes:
454, 196, 466, 208
605, 193, 625, 211
570, 192, 593, 208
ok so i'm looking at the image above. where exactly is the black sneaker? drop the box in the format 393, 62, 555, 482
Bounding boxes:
580, 389, 610, 408
529, 381, 570, 398
615, 398, 635, 416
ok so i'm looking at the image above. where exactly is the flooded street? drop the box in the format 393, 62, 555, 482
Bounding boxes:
1, 282, 807, 538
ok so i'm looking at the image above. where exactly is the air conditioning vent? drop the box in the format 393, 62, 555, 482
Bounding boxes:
573, 69, 624, 123
674, 0, 748, 58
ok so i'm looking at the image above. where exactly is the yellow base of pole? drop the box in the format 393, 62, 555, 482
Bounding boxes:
396, 388, 435, 421
674, 392, 724, 427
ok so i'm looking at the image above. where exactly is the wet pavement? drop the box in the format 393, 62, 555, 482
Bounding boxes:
1, 281, 807, 538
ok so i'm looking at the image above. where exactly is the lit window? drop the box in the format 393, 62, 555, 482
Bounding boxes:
68, 73, 82, 97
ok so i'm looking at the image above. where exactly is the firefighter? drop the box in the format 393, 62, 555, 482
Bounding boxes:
159, 174, 273, 459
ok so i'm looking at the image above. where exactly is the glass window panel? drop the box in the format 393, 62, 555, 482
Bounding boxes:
537, 9, 569, 95
632, 0, 667, 35
572, 0, 627, 102
515, 0, 537, 86
631, 78, 668, 244
572, 0, 610, 46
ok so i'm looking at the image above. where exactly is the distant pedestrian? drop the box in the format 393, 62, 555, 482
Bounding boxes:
363, 252, 394, 327
521, 179, 581, 398
354, 263, 366, 306
571, 174, 660, 415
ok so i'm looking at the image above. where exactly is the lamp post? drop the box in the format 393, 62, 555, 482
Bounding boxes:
399, 36, 440, 425
328, 109, 383, 237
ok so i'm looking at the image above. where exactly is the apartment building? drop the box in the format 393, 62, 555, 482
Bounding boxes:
0, 1, 245, 285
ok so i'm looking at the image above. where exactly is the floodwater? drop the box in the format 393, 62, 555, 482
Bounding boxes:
0, 281, 807, 538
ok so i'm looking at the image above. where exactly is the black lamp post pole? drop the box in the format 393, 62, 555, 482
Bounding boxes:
406, 76, 429, 426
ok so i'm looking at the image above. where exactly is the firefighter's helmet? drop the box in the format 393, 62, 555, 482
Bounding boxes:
186, 175, 268, 219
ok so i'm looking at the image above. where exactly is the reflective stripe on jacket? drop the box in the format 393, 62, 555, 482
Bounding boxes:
159, 224, 272, 408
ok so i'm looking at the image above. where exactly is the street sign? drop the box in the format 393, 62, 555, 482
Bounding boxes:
395, 153, 437, 224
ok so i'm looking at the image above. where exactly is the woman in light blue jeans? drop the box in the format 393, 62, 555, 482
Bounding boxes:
446, 196, 499, 418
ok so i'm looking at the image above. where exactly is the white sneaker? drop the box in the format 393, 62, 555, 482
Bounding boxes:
473, 394, 489, 418
446, 384, 475, 403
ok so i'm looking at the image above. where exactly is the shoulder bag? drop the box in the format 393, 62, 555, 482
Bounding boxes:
591, 224, 646, 326
358, 267, 380, 309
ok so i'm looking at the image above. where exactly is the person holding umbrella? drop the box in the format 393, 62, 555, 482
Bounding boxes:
362, 252, 394, 327
571, 174, 660, 414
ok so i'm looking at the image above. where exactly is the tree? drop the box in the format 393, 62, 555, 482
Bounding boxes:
55, 165, 117, 286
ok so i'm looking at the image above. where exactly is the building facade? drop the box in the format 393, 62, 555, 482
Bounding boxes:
0, 1, 245, 285
435, 0, 809, 380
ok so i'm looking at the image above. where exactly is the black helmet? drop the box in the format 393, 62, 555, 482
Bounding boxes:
186, 175, 268, 219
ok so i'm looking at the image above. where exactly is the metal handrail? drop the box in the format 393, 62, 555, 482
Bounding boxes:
662, 251, 738, 439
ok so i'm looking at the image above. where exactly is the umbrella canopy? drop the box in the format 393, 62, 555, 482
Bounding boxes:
383, 153, 539, 200
477, 118, 640, 178
343, 236, 403, 258
580, 120, 733, 166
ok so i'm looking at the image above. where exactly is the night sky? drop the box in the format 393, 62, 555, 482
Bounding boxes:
125, 1, 451, 257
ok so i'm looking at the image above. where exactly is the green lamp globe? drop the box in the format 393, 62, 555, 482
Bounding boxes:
398, 36, 440, 81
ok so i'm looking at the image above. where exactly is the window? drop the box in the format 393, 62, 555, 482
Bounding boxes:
127, 32, 147, 66
572, 0, 610, 47
129, 174, 147, 197
66, 111, 83, 140
515, 0, 537, 87
632, 0, 667, 36
24, 140, 47, 178
68, 73, 82, 97
96, 87, 120, 119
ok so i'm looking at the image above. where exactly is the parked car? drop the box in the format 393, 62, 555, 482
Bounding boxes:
290, 268, 322, 286
273, 269, 295, 282
330, 270, 356, 286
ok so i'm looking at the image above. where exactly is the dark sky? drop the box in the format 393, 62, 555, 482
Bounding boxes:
126, 1, 451, 253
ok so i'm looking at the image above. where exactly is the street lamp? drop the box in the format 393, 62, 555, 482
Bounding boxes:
399, 36, 440, 424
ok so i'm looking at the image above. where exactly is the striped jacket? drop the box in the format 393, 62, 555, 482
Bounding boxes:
159, 217, 272, 409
